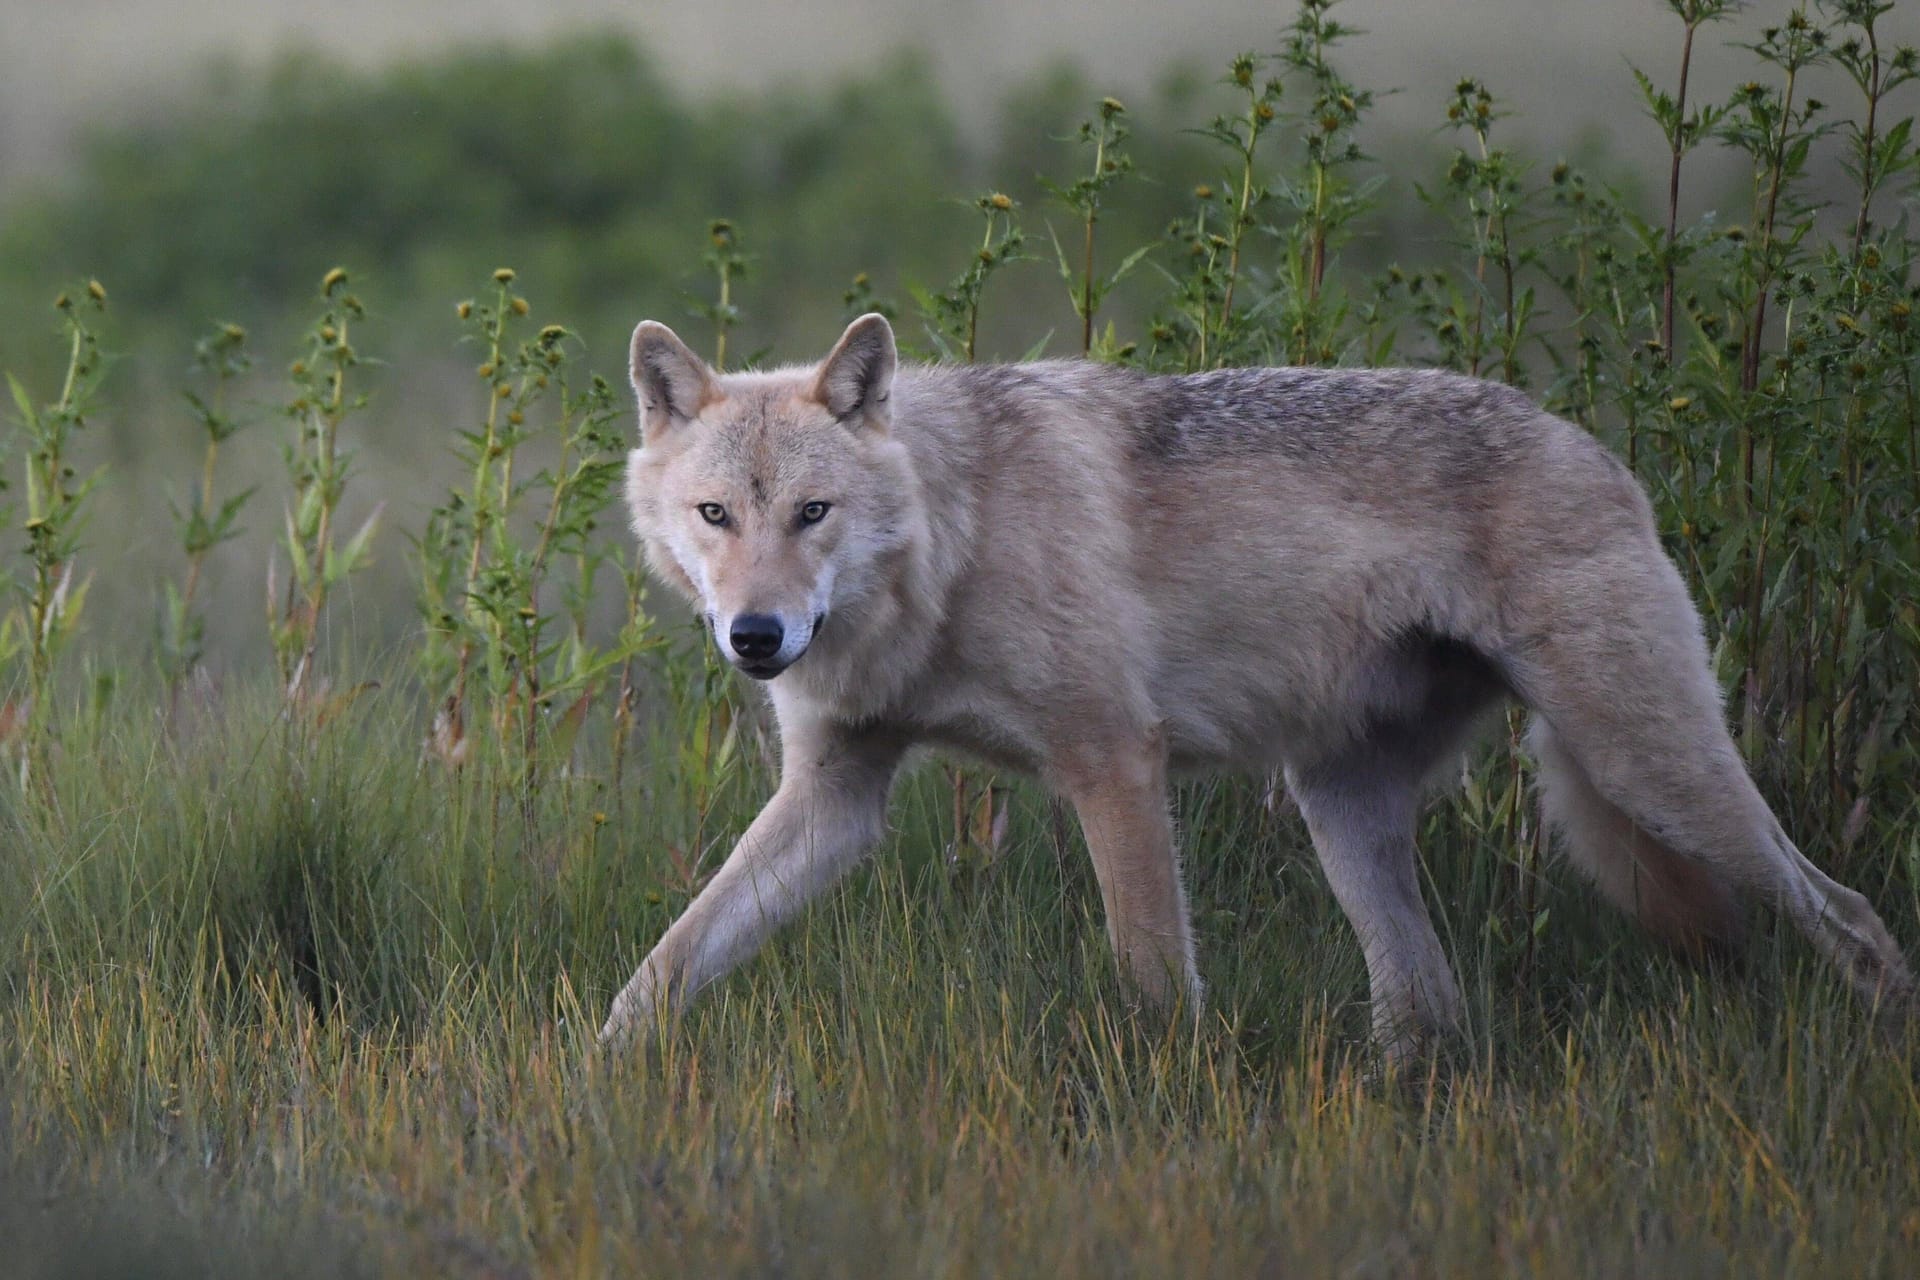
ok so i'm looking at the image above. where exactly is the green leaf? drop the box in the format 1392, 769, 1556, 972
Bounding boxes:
6, 372, 36, 426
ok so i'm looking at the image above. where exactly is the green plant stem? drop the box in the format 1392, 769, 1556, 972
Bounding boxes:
1661, 16, 1701, 363
1850, 20, 1882, 258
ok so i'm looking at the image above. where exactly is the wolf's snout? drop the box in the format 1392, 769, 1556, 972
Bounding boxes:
729, 614, 785, 661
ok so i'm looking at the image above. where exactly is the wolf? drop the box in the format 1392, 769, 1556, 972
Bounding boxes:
600, 312, 1913, 1060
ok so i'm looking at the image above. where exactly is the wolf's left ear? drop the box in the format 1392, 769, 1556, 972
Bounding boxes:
630, 320, 719, 441
812, 313, 896, 430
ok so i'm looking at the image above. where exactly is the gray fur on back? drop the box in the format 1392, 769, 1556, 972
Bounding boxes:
923, 361, 1543, 468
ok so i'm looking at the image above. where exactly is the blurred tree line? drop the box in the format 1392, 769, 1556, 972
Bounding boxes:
0, 34, 1224, 383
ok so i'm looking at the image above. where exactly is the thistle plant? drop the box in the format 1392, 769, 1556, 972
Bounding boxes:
1696, 10, 1831, 749
1824, 0, 1918, 257
915, 192, 1025, 362
1194, 54, 1284, 367
841, 271, 898, 324
1, 282, 108, 755
1635, 1, 1735, 367
1536, 163, 1605, 431
1043, 97, 1150, 358
270, 267, 379, 700
1274, 0, 1380, 364
694, 219, 749, 369
420, 269, 653, 791
1722, 10, 1830, 399
1424, 79, 1536, 383
163, 321, 253, 698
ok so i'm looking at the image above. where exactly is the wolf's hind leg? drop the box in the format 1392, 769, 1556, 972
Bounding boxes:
1057, 723, 1202, 1014
1509, 547, 1914, 1016
1288, 755, 1464, 1063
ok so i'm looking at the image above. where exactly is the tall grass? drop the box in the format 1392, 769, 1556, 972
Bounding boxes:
3, 1, 1919, 1273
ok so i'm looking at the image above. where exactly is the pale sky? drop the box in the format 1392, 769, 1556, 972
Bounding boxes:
6, 1, 1913, 189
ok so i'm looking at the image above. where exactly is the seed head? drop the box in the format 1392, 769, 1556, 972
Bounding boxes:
86, 279, 107, 305
457, 300, 474, 320
321, 267, 348, 296
1100, 97, 1126, 119
988, 192, 1013, 211
493, 267, 516, 284
510, 297, 529, 316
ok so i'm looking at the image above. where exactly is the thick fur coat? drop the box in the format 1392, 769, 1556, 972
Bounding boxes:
603, 314, 1913, 1058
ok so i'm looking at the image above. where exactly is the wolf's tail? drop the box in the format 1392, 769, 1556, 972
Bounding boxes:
1528, 718, 1744, 956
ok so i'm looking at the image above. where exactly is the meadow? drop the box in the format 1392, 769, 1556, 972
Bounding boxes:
4, 2, 1920, 1274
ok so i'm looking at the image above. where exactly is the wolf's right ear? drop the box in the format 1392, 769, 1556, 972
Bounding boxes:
629, 321, 719, 441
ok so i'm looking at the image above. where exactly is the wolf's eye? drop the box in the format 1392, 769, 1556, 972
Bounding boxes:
799, 501, 831, 526
697, 502, 728, 526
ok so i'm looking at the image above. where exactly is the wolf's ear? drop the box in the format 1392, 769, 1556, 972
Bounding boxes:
812, 313, 896, 430
629, 320, 719, 440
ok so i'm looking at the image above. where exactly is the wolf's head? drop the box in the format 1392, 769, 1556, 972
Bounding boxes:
623, 313, 920, 682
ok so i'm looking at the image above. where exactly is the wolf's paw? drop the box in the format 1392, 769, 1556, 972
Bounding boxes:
597, 993, 658, 1056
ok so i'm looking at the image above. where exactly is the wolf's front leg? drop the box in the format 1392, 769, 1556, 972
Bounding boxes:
599, 724, 902, 1048
1057, 723, 1202, 1013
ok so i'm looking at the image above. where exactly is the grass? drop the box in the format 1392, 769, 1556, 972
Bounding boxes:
1, 678, 1917, 1277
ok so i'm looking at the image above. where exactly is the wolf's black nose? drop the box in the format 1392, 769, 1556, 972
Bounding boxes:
729, 614, 784, 660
